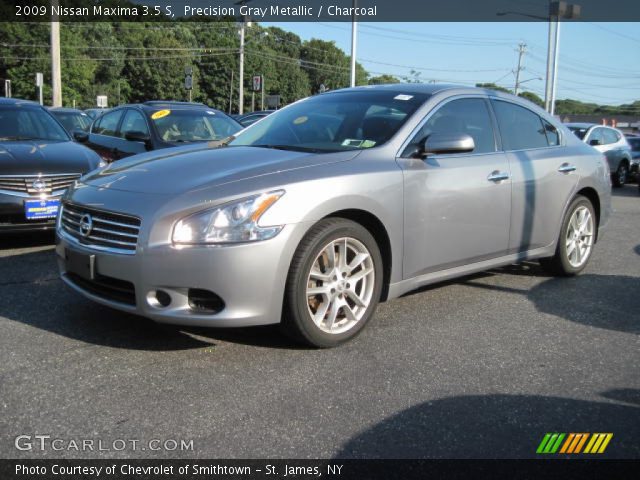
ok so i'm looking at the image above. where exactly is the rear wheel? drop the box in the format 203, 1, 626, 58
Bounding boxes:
540, 195, 596, 276
282, 218, 383, 348
611, 162, 628, 188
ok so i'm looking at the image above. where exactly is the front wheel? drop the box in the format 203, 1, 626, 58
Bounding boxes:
611, 162, 628, 188
282, 218, 383, 348
540, 195, 596, 276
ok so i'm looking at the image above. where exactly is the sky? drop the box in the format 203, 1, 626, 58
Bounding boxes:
263, 21, 640, 106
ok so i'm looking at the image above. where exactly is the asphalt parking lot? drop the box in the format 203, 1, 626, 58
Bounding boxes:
0, 187, 638, 459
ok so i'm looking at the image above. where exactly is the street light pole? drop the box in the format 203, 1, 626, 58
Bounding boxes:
238, 19, 245, 115
350, 0, 358, 87
543, 19, 556, 112
549, 20, 561, 115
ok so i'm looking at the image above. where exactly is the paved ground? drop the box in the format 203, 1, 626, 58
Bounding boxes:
1, 187, 638, 459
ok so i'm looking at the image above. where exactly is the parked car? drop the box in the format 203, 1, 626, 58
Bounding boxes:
0, 98, 102, 233
84, 108, 110, 120
76, 101, 243, 162
626, 136, 640, 181
49, 107, 92, 134
235, 110, 275, 127
565, 123, 632, 187
57, 84, 611, 347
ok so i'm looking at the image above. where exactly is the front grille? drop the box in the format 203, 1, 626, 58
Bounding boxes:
66, 272, 136, 306
61, 202, 141, 254
0, 173, 81, 195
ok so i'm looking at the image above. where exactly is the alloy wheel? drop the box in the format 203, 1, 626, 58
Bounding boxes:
565, 205, 594, 268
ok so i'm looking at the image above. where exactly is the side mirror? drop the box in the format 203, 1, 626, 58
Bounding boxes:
589, 139, 601, 146
124, 131, 151, 143
73, 130, 89, 143
422, 133, 475, 156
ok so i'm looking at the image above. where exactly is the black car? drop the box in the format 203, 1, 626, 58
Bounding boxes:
627, 136, 640, 180
84, 108, 110, 120
49, 107, 92, 134
0, 98, 102, 232
234, 110, 275, 127
76, 101, 243, 162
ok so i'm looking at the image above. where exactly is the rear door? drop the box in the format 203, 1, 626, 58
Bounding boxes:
491, 99, 579, 253
398, 96, 511, 279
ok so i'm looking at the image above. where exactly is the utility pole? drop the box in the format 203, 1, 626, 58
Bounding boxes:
514, 42, 527, 96
349, 0, 358, 87
238, 19, 245, 114
228, 69, 234, 114
50, 0, 62, 107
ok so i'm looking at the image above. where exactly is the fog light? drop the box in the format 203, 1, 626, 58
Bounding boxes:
147, 290, 171, 308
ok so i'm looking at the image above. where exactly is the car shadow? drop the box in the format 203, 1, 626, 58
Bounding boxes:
0, 248, 302, 351
611, 185, 640, 197
462, 272, 640, 335
335, 392, 640, 458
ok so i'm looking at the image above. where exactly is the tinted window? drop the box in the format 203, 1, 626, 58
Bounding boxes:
628, 138, 640, 151
407, 98, 496, 155
602, 128, 620, 145
0, 105, 69, 142
120, 110, 149, 137
52, 112, 91, 132
492, 100, 548, 150
230, 91, 430, 153
567, 126, 589, 140
151, 109, 241, 143
93, 110, 123, 137
542, 119, 560, 146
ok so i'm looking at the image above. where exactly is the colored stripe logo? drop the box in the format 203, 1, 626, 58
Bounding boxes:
537, 433, 613, 454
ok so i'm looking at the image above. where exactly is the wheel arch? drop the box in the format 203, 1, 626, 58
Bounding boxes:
322, 209, 393, 301
575, 186, 601, 241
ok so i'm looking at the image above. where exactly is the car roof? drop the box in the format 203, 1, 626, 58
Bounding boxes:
114, 101, 221, 113
327, 83, 462, 96
49, 107, 87, 114
0, 97, 41, 107
564, 122, 596, 128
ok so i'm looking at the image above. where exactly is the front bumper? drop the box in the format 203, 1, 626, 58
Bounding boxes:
0, 193, 59, 232
56, 222, 308, 327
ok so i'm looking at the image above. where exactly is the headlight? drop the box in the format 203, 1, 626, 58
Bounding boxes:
172, 190, 285, 245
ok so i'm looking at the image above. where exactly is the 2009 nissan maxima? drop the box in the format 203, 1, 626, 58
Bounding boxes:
56, 84, 612, 347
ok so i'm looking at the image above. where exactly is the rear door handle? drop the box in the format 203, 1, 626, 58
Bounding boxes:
487, 171, 510, 182
558, 163, 576, 173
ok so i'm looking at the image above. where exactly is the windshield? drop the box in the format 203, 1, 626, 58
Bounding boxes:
567, 126, 588, 140
150, 109, 241, 143
0, 105, 70, 142
229, 90, 430, 153
52, 111, 91, 132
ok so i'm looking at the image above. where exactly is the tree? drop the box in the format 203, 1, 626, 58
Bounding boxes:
518, 91, 544, 108
369, 74, 400, 85
475, 82, 512, 94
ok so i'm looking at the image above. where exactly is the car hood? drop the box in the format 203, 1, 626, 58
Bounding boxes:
0, 140, 99, 174
81, 145, 360, 194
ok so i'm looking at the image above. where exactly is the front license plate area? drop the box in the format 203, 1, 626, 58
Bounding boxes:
24, 199, 60, 220
66, 249, 95, 280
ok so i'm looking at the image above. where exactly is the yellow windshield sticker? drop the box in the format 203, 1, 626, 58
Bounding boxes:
293, 116, 308, 125
151, 109, 171, 120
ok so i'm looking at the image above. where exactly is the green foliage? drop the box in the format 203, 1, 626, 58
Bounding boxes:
369, 74, 400, 85
518, 91, 544, 107
475, 82, 512, 94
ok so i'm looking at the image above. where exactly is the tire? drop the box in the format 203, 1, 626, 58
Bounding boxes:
611, 162, 628, 188
282, 218, 383, 348
540, 195, 596, 276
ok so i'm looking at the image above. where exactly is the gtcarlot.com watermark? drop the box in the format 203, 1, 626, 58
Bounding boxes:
15, 434, 194, 452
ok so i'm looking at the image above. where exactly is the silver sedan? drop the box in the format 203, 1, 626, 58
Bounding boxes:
56, 84, 612, 347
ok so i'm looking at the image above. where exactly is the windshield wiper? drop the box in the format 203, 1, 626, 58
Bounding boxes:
207, 135, 235, 148
252, 144, 324, 153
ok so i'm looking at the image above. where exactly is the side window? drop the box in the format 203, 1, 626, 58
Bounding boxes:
588, 128, 604, 146
405, 98, 497, 155
492, 100, 549, 150
93, 110, 123, 137
119, 110, 149, 137
542, 119, 560, 146
602, 128, 619, 145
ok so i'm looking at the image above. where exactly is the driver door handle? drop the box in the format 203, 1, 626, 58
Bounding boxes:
487, 171, 510, 182
558, 163, 576, 173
